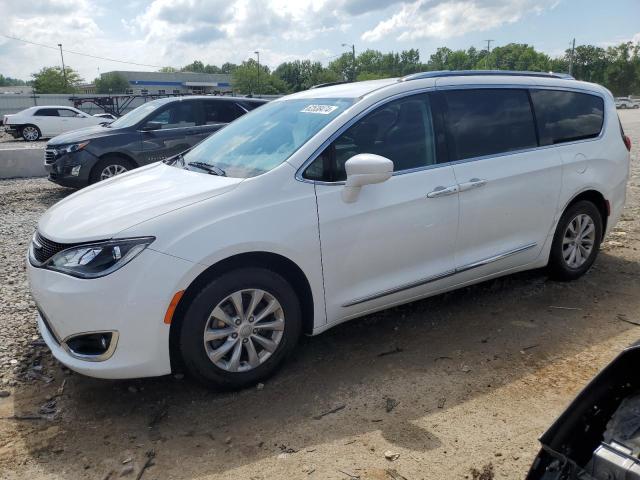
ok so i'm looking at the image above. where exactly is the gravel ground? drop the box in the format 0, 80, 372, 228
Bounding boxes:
0, 110, 638, 480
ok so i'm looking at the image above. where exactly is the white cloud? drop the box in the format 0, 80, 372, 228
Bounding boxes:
362, 0, 558, 42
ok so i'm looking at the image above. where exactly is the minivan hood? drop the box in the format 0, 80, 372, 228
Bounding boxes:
38, 163, 243, 243
47, 124, 117, 145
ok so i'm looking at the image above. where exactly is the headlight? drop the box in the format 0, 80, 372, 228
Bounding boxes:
41, 237, 154, 279
60, 142, 89, 154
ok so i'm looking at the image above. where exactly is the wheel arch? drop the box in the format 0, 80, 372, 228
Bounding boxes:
563, 189, 609, 239
168, 251, 315, 372
98, 151, 139, 168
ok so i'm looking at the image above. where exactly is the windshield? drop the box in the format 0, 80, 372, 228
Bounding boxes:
182, 98, 354, 178
108, 100, 168, 129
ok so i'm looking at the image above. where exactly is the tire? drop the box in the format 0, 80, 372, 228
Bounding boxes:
548, 200, 603, 281
21, 125, 41, 142
179, 268, 302, 390
89, 156, 134, 184
633, 104, 639, 109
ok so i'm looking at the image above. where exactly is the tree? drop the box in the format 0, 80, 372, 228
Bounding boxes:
0, 74, 27, 86
158, 66, 178, 73
232, 59, 288, 95
32, 66, 82, 94
95, 72, 129, 94
604, 42, 640, 96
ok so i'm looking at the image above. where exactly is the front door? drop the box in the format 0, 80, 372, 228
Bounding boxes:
438, 88, 562, 278
140, 101, 203, 164
306, 92, 460, 323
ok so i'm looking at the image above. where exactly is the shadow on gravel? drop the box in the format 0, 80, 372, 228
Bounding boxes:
12, 251, 640, 478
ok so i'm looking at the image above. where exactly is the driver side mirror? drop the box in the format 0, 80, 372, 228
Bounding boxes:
141, 121, 163, 131
342, 153, 394, 203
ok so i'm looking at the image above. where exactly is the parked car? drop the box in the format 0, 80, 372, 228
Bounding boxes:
3, 106, 105, 141
615, 96, 639, 109
527, 341, 640, 479
44, 96, 267, 188
28, 71, 630, 389
93, 113, 118, 121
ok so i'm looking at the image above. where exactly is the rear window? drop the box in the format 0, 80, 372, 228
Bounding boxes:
530, 90, 604, 145
443, 89, 537, 161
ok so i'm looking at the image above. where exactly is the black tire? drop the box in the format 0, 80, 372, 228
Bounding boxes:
21, 124, 41, 141
89, 156, 134, 184
548, 200, 603, 281
179, 268, 302, 390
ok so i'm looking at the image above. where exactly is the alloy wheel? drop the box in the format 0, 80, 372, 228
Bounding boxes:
562, 213, 596, 269
203, 289, 285, 372
22, 126, 39, 141
100, 164, 128, 180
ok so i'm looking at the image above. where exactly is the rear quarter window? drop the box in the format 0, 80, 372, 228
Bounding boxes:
530, 90, 604, 145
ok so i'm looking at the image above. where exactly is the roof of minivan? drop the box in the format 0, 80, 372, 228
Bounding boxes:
286, 78, 399, 99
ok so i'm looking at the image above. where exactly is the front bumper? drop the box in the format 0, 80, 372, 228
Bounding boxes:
28, 248, 201, 379
45, 149, 98, 188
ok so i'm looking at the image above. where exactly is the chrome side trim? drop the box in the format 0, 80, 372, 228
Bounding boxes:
342, 242, 537, 307
62, 330, 120, 362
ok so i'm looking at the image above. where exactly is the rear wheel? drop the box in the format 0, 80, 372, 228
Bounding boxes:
179, 268, 302, 390
90, 156, 134, 184
548, 200, 602, 281
21, 125, 41, 141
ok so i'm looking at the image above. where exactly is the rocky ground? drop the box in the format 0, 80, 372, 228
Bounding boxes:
0, 110, 638, 480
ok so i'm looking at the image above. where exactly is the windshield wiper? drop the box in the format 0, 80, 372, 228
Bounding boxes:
163, 152, 186, 166
187, 161, 226, 177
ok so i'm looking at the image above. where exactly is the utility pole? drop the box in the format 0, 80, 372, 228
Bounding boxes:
341, 43, 356, 81
568, 38, 576, 76
484, 39, 494, 69
58, 43, 68, 89
254, 51, 260, 96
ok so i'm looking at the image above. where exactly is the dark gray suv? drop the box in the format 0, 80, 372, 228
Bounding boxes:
44, 96, 267, 188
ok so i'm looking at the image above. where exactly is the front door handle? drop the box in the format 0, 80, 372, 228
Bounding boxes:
458, 178, 488, 192
427, 185, 459, 198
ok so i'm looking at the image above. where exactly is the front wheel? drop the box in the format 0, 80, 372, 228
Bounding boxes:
90, 157, 133, 184
179, 268, 302, 390
21, 125, 41, 141
548, 200, 603, 281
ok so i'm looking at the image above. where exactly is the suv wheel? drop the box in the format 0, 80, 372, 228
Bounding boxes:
21, 125, 41, 141
179, 268, 302, 390
548, 200, 603, 281
90, 157, 133, 184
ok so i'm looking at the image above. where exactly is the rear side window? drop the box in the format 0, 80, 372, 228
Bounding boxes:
203, 101, 244, 124
443, 89, 537, 161
34, 108, 59, 117
530, 90, 604, 145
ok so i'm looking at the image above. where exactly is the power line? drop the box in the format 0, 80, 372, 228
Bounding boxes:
0, 33, 165, 69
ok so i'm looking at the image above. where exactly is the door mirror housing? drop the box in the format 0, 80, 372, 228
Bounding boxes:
141, 121, 163, 131
342, 153, 394, 203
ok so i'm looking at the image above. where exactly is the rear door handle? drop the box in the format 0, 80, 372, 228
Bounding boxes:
426, 185, 459, 198
458, 178, 488, 192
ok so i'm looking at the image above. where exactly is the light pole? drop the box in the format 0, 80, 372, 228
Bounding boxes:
341, 43, 356, 81
254, 51, 260, 96
58, 43, 68, 89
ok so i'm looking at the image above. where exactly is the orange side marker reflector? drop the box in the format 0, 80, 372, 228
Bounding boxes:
164, 290, 185, 325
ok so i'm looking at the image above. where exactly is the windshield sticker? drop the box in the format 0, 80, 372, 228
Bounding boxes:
301, 105, 338, 115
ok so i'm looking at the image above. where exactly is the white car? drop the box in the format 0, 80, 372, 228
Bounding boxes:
28, 71, 630, 389
615, 97, 639, 109
3, 106, 105, 141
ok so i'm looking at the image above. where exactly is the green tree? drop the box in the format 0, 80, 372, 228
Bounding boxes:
158, 66, 178, 73
94, 72, 129, 94
0, 74, 27, 86
604, 42, 640, 96
32, 66, 82, 94
232, 59, 288, 95
181, 60, 206, 73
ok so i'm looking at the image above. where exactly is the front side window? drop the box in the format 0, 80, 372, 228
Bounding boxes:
146, 102, 196, 129
304, 93, 437, 182
182, 98, 353, 178
58, 109, 79, 117
530, 90, 604, 145
443, 88, 537, 161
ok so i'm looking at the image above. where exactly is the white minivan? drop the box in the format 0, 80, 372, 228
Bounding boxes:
28, 71, 631, 389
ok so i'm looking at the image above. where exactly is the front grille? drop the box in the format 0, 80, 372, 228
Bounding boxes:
32, 232, 74, 264
44, 149, 57, 164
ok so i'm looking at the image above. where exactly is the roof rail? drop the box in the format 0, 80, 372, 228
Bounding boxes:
400, 70, 575, 82
310, 81, 350, 89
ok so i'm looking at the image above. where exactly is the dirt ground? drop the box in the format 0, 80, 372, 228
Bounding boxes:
0, 110, 639, 480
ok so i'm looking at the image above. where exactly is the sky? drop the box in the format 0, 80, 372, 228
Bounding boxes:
0, 0, 638, 82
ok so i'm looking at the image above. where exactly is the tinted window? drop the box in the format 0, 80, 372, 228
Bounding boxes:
58, 109, 78, 117
146, 102, 196, 129
34, 108, 59, 117
443, 89, 537, 161
530, 90, 604, 145
203, 101, 244, 124
304, 94, 437, 182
